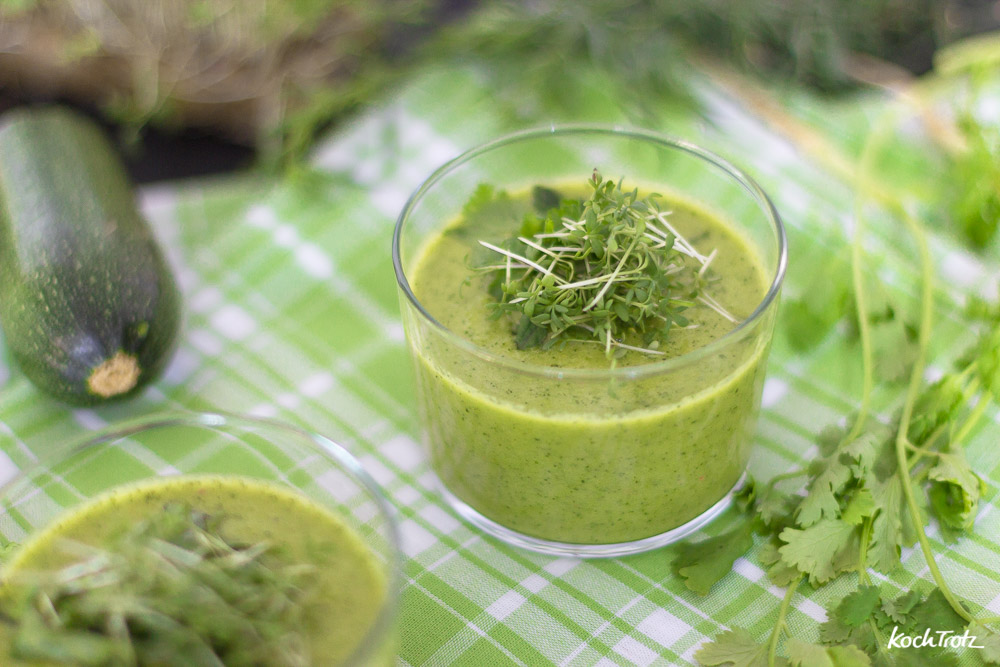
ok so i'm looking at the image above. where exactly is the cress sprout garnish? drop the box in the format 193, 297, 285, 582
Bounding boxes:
0, 503, 312, 667
473, 170, 734, 357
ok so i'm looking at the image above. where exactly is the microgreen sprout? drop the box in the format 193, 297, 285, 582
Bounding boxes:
0, 503, 313, 667
474, 170, 733, 357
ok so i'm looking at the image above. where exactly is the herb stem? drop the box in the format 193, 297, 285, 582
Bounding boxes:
477, 240, 565, 283
952, 390, 992, 446
905, 433, 945, 470
767, 574, 803, 667
857, 518, 891, 659
765, 469, 809, 492
854, 106, 985, 630
585, 234, 640, 311
844, 183, 875, 446
858, 518, 872, 581
870, 112, 977, 627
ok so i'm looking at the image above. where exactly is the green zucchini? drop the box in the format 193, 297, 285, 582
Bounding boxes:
0, 107, 181, 404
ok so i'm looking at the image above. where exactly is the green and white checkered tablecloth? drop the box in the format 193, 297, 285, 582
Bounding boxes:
1, 63, 999, 666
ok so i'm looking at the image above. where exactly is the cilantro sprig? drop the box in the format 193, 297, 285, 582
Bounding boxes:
473, 171, 732, 357
684, 108, 1000, 666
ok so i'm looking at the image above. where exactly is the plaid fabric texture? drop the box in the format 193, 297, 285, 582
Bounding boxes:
0, 64, 997, 666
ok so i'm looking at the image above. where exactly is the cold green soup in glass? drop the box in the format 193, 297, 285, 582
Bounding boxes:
0, 476, 388, 666
394, 127, 785, 556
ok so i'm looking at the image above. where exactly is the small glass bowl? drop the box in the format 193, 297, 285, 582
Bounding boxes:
0, 412, 400, 667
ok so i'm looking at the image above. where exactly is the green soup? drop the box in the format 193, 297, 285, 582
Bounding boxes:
405, 186, 773, 544
0, 475, 388, 666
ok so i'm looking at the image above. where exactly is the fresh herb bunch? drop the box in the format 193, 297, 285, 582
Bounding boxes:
473, 171, 733, 357
678, 110, 1000, 665
427, 0, 941, 126
0, 503, 313, 666
937, 39, 1000, 251
949, 108, 1000, 249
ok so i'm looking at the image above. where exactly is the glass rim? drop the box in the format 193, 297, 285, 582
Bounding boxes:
0, 410, 402, 667
392, 124, 788, 380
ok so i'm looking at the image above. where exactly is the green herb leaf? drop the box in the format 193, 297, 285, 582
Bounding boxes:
785, 638, 871, 667
778, 519, 856, 585
909, 589, 967, 636
868, 318, 918, 384
926, 447, 984, 532
672, 523, 753, 595
795, 453, 854, 527
833, 586, 881, 628
878, 589, 922, 626
840, 489, 876, 526
695, 629, 778, 667
780, 239, 852, 352
867, 475, 907, 574
981, 632, 1000, 665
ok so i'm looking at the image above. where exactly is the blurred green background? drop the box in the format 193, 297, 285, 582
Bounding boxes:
0, 0, 996, 179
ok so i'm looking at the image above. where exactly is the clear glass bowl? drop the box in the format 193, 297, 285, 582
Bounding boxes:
393, 126, 786, 557
0, 412, 400, 666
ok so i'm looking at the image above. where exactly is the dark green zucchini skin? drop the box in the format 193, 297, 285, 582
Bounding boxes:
0, 107, 181, 404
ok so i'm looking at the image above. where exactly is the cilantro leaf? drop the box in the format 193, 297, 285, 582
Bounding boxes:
695, 629, 783, 667
757, 485, 799, 530
786, 638, 870, 667
834, 586, 882, 628
926, 447, 984, 532
734, 478, 757, 513
981, 632, 1000, 665
841, 429, 885, 479
949, 108, 1000, 249
892, 647, 959, 666
867, 475, 907, 573
908, 376, 968, 446
795, 454, 853, 528
878, 589, 922, 626
909, 588, 967, 636
972, 327, 1000, 396
672, 524, 753, 595
818, 614, 863, 647
757, 541, 801, 586
868, 318, 918, 384
781, 243, 852, 352
841, 489, 876, 526
778, 519, 857, 585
